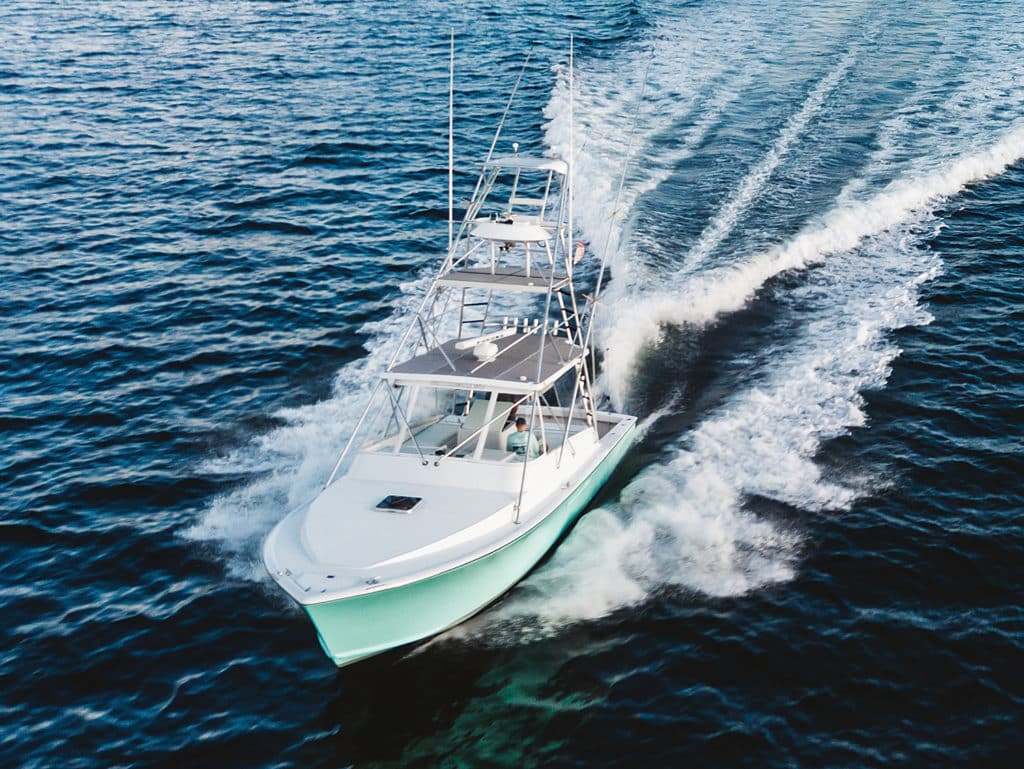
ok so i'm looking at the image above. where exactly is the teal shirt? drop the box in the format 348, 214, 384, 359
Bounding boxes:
506, 429, 540, 458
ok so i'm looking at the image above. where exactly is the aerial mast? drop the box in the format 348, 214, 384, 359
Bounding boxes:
568, 35, 574, 274
448, 29, 455, 253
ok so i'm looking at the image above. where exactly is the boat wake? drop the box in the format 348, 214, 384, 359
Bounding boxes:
683, 46, 859, 270
600, 125, 1024, 411
447, 217, 943, 642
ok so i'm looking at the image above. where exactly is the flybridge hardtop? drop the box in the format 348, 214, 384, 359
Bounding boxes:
262, 40, 637, 668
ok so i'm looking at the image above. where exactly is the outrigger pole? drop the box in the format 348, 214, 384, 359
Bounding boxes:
448, 29, 455, 252
568, 34, 574, 275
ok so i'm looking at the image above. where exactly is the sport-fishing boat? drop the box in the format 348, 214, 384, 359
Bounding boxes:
262, 41, 636, 667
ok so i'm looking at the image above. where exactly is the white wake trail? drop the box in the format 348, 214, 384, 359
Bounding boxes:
684, 49, 858, 270
447, 216, 944, 649
182, 273, 433, 578
436, 3, 1024, 651
602, 125, 1024, 410
545, 64, 750, 284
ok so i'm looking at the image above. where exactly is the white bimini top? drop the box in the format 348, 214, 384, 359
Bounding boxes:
483, 155, 568, 175
471, 220, 551, 242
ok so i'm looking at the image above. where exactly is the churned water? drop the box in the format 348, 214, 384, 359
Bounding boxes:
2, 1, 1022, 767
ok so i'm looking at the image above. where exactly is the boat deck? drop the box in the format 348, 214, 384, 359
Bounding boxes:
264, 409, 636, 606
303, 475, 515, 570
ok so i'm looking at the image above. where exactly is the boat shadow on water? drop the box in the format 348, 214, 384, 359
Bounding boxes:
299, 620, 633, 767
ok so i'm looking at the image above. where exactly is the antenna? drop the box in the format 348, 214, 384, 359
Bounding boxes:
568, 34, 574, 276
448, 29, 455, 253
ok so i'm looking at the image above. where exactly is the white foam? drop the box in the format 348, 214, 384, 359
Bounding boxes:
542, 6, 773, 287
183, 304, 419, 577
601, 125, 1024, 409
438, 12, 1024, 644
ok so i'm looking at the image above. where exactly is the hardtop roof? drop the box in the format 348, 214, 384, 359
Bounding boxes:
483, 155, 569, 175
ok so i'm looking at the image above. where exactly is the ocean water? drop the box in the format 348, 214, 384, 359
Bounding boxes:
2, 0, 1023, 766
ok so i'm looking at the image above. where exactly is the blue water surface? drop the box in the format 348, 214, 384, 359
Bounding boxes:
2, 1, 1022, 767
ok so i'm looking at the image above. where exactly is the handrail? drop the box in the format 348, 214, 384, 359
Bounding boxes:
445, 238, 487, 271
416, 315, 457, 371
324, 379, 386, 488
539, 393, 573, 457
556, 359, 587, 468
513, 392, 539, 523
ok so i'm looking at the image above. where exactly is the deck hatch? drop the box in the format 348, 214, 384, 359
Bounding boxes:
375, 495, 422, 513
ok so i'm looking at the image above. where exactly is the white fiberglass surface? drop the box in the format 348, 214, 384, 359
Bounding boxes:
471, 220, 551, 242
484, 155, 568, 174
301, 476, 515, 570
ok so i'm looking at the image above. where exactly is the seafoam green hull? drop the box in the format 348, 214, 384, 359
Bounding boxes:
304, 424, 635, 667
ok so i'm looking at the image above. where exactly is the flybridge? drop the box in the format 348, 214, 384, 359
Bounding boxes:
323, 35, 605, 486
386, 143, 586, 387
